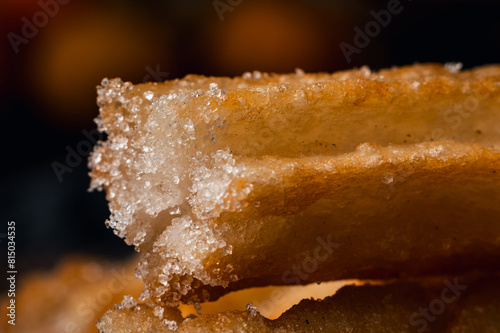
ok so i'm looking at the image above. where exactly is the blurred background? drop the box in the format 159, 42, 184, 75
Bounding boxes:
0, 0, 499, 283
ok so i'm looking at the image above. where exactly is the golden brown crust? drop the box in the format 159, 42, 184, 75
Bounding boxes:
0, 257, 142, 333
97, 276, 500, 332
448, 277, 500, 332
8, 260, 499, 332
89, 63, 500, 305
193, 141, 500, 301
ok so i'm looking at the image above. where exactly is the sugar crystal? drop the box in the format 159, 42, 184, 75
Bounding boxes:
153, 305, 164, 319
121, 295, 137, 309
444, 62, 463, 74
246, 302, 258, 317
162, 319, 178, 330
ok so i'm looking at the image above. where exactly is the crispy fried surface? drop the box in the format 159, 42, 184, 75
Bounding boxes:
195, 141, 500, 301
7, 260, 499, 333
89, 64, 500, 305
98, 277, 500, 333
449, 277, 500, 332
0, 257, 141, 333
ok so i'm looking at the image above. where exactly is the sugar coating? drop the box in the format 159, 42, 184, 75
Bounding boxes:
90, 78, 250, 305
97, 301, 183, 333
89, 64, 500, 307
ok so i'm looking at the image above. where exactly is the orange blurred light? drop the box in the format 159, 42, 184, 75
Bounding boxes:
204, 1, 345, 75
28, 3, 172, 130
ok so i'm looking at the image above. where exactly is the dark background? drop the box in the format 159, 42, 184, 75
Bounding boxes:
0, 0, 499, 282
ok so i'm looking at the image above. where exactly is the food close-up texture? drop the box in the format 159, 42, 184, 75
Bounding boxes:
97, 274, 500, 333
2, 2, 500, 332
89, 64, 500, 307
